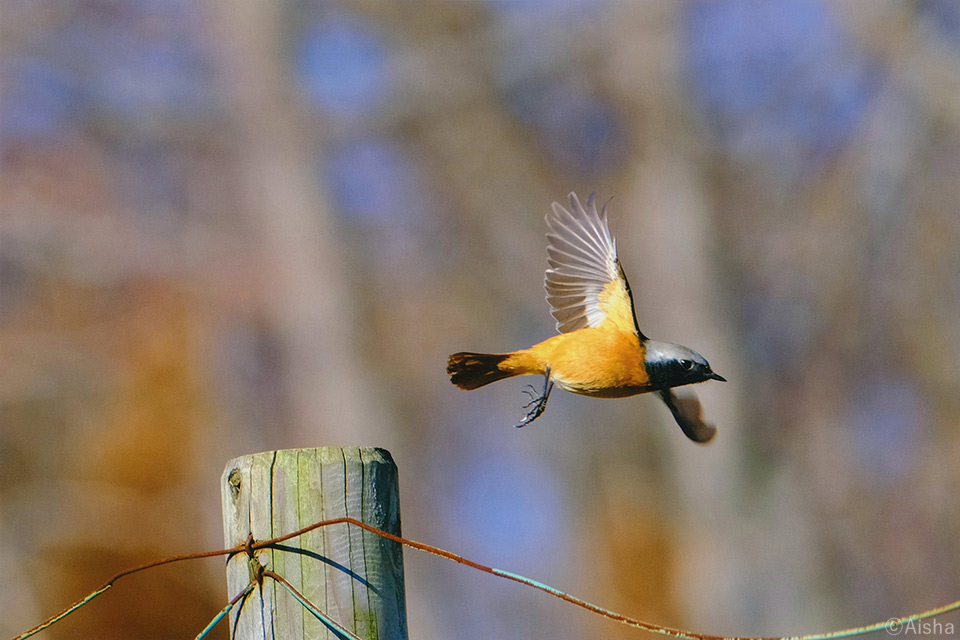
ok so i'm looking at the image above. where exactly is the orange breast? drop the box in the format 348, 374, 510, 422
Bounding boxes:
516, 326, 650, 397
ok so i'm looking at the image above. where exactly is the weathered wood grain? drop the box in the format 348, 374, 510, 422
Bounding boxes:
221, 448, 407, 640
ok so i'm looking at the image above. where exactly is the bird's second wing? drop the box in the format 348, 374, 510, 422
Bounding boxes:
657, 387, 717, 443
545, 192, 641, 335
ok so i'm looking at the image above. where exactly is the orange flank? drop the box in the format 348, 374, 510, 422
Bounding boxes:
502, 326, 649, 397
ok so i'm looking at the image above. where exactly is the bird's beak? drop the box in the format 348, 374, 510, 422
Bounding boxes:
709, 372, 727, 382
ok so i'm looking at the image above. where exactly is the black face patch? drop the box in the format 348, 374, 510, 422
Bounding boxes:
645, 358, 712, 390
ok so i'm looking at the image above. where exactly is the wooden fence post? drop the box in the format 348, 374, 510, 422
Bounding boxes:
221, 447, 408, 639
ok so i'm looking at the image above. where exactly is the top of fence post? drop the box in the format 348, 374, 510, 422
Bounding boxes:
221, 447, 407, 640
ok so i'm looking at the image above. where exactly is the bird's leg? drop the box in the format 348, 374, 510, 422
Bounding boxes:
516, 367, 553, 428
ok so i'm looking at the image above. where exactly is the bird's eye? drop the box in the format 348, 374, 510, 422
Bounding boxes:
680, 359, 694, 371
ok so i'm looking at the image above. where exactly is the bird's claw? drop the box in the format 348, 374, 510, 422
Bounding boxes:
515, 370, 553, 428
521, 385, 539, 407
516, 395, 548, 427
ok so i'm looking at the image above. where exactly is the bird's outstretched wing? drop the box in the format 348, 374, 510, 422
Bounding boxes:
657, 387, 717, 443
545, 192, 644, 337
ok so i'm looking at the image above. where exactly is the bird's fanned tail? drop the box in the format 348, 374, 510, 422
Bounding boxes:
447, 352, 516, 390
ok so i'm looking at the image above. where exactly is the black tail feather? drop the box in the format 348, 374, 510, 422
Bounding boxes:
447, 352, 516, 390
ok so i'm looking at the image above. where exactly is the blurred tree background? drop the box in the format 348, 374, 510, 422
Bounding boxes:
3, 1, 960, 638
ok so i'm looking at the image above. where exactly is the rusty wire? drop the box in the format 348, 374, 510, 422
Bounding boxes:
12, 516, 960, 640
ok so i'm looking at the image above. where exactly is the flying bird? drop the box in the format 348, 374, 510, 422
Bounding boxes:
447, 192, 725, 443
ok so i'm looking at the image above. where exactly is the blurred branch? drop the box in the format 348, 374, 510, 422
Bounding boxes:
204, 0, 386, 445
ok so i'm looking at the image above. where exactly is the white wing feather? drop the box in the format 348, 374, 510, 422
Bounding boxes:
545, 192, 623, 333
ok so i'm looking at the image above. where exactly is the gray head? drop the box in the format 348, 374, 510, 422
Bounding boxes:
643, 340, 725, 390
